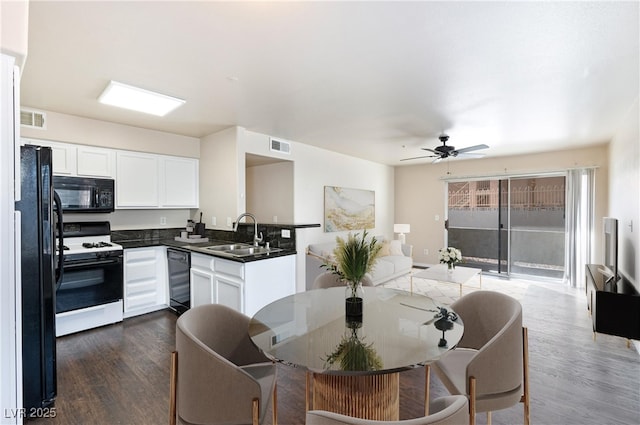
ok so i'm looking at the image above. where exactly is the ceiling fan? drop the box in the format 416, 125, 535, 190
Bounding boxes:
401, 135, 489, 162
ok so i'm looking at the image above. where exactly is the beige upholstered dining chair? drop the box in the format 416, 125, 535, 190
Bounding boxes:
429, 291, 529, 425
305, 395, 468, 425
169, 304, 277, 425
312, 271, 373, 289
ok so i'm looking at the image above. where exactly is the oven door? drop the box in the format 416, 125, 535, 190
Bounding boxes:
56, 253, 123, 313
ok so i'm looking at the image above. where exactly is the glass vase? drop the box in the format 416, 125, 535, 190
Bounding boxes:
447, 263, 454, 275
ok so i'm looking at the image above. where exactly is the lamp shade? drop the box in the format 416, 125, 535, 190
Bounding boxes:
393, 224, 410, 234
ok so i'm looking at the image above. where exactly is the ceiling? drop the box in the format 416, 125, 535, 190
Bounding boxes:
20, 1, 639, 166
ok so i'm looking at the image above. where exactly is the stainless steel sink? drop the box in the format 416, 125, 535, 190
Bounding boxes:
225, 247, 283, 257
200, 244, 283, 257
202, 243, 252, 252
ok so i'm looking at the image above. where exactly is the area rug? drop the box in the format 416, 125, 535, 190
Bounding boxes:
381, 267, 529, 306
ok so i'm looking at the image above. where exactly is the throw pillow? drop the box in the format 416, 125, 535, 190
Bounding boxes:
378, 241, 391, 257
389, 240, 403, 256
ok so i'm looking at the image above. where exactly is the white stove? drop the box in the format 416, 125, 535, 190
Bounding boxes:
55, 221, 124, 336
60, 235, 123, 256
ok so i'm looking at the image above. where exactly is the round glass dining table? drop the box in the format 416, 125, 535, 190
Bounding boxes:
248, 286, 464, 420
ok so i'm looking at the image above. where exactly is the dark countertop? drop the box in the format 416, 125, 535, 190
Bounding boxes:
117, 238, 296, 263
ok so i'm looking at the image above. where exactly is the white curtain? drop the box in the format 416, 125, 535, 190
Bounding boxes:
564, 168, 595, 288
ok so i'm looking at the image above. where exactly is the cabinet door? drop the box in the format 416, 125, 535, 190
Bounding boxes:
116, 151, 159, 208
123, 247, 167, 316
190, 267, 215, 308
161, 156, 199, 208
244, 255, 295, 317
77, 146, 115, 178
23, 138, 76, 175
215, 275, 243, 312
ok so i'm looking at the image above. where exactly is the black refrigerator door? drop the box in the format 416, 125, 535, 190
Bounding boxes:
17, 145, 57, 411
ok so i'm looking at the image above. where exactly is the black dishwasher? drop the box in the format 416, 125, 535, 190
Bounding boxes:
167, 249, 190, 315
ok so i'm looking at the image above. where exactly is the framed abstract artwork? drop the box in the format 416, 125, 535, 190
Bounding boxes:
324, 186, 375, 232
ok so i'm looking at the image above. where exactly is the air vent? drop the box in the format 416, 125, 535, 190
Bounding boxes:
270, 138, 291, 154
20, 109, 47, 129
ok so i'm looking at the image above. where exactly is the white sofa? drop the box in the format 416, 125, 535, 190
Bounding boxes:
305, 239, 413, 290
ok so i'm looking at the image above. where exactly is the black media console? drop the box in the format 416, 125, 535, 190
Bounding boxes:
585, 264, 640, 341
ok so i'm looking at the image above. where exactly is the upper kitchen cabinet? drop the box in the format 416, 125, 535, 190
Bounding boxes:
21, 138, 115, 178
160, 156, 199, 208
116, 151, 199, 209
23, 139, 76, 175
76, 146, 115, 178
116, 151, 160, 208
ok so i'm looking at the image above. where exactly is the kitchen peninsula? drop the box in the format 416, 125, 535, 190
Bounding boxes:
112, 222, 319, 318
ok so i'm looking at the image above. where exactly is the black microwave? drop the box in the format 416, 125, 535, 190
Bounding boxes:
53, 176, 115, 213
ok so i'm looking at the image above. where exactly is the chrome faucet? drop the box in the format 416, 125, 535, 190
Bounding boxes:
233, 213, 263, 246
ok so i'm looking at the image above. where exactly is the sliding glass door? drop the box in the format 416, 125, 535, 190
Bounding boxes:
447, 175, 566, 280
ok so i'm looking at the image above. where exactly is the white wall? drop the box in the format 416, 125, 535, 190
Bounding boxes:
0, 0, 29, 68
1, 53, 20, 425
246, 160, 294, 224
237, 129, 395, 292
608, 98, 639, 289
199, 126, 240, 230
395, 144, 609, 267
20, 109, 199, 157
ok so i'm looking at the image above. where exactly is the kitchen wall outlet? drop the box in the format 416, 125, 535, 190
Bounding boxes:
211, 216, 217, 226
273, 215, 278, 223
281, 229, 291, 238
435, 215, 440, 221
423, 249, 429, 255
226, 217, 232, 227
160, 216, 166, 225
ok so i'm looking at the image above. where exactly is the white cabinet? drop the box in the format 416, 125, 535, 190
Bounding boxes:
123, 246, 168, 318
22, 138, 116, 178
213, 257, 244, 312
189, 253, 244, 312
244, 255, 296, 317
189, 252, 295, 316
21, 138, 198, 209
161, 156, 199, 208
116, 151, 160, 208
76, 145, 115, 178
23, 138, 76, 175
116, 151, 199, 209
190, 253, 217, 307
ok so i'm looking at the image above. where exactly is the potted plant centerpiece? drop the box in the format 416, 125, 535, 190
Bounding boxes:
324, 325, 383, 372
323, 230, 381, 322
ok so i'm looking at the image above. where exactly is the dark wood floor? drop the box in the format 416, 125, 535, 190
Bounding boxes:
30, 282, 640, 425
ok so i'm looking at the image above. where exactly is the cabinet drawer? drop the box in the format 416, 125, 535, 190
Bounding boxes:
191, 253, 214, 271
215, 258, 244, 279
125, 248, 157, 261
126, 279, 157, 296
126, 261, 157, 281
125, 292, 158, 310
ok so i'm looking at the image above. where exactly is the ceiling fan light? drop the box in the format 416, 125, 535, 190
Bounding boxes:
98, 81, 185, 116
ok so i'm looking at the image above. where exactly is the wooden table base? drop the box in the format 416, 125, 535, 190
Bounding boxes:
310, 373, 400, 420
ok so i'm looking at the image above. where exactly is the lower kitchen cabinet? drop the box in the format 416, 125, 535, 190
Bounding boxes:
243, 255, 295, 317
123, 246, 168, 318
190, 266, 215, 308
189, 252, 295, 316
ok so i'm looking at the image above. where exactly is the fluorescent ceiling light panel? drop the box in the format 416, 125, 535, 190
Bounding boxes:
98, 81, 185, 116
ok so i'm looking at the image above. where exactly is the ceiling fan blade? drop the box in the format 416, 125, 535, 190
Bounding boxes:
432, 157, 443, 164
456, 152, 486, 158
421, 148, 440, 154
400, 155, 436, 161
454, 144, 489, 154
